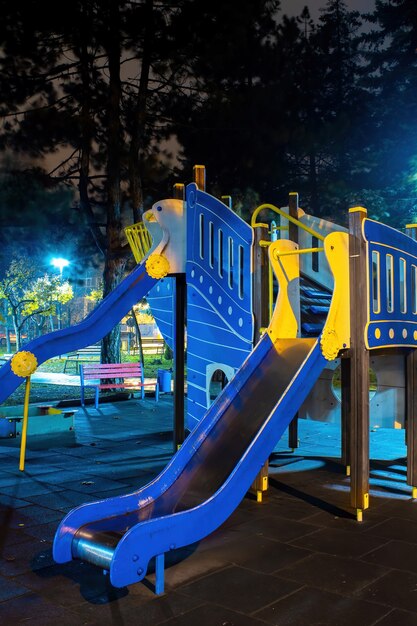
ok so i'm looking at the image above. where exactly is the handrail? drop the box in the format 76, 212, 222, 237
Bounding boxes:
251, 203, 325, 242
272, 246, 325, 258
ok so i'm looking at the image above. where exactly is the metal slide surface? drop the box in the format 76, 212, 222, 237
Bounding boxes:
53, 332, 327, 587
0, 261, 157, 404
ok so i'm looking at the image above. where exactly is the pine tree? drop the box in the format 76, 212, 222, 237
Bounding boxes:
361, 0, 417, 222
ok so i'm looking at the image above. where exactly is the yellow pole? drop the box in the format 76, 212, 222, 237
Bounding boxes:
19, 376, 31, 472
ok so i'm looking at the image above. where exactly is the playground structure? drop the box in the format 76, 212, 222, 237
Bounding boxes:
0, 165, 416, 591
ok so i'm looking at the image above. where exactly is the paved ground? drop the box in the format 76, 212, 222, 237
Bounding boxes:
0, 395, 417, 625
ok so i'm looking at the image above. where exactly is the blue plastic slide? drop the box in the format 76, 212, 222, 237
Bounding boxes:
53, 332, 327, 588
0, 261, 157, 404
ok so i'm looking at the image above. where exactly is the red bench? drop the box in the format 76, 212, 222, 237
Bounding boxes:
80, 362, 159, 409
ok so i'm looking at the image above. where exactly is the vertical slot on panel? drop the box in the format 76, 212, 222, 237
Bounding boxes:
412, 265, 417, 314
199, 214, 204, 260
209, 222, 214, 268
228, 236, 234, 289
386, 254, 394, 313
399, 257, 407, 313
372, 250, 380, 314
218, 230, 223, 277
238, 245, 244, 299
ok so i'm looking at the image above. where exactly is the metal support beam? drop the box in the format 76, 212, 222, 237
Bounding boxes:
288, 192, 300, 450
173, 274, 186, 451
406, 349, 417, 498
348, 207, 370, 520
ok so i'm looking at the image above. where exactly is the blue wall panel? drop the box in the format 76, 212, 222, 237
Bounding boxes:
186, 184, 254, 429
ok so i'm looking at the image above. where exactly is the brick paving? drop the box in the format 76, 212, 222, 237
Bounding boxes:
0, 395, 416, 625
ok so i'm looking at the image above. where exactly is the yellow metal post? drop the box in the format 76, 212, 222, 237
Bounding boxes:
19, 376, 31, 472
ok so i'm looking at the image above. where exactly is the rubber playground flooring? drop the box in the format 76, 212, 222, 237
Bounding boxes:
0, 395, 416, 625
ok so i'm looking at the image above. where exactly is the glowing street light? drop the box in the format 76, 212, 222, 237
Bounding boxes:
51, 257, 70, 276
50, 257, 70, 330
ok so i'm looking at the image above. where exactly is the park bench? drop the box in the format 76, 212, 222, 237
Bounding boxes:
63, 345, 101, 373
79, 361, 159, 409
131, 338, 165, 356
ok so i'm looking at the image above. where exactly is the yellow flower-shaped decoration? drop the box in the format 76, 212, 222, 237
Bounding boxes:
11, 351, 38, 378
320, 329, 340, 361
145, 254, 170, 279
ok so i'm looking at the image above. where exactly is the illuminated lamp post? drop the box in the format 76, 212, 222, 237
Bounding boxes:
51, 257, 70, 277
51, 257, 70, 329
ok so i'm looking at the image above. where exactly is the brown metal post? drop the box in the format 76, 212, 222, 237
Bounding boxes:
173, 273, 186, 451
288, 192, 300, 450
348, 207, 370, 520
341, 354, 351, 470
252, 226, 270, 341
251, 221, 270, 501
406, 349, 417, 497
406, 224, 417, 241
173, 183, 185, 200
193, 165, 206, 191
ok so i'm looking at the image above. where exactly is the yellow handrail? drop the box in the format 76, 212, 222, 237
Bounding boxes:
272, 246, 324, 258
251, 203, 325, 242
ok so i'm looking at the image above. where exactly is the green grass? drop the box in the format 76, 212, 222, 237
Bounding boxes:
1, 353, 174, 407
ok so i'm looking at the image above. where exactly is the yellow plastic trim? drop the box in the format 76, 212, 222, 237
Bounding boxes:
406, 224, 417, 229
268, 239, 300, 340
346, 465, 351, 477
412, 487, 417, 499
145, 254, 170, 279
349, 206, 367, 214
320, 232, 350, 360
251, 203, 325, 241
11, 351, 38, 378
256, 491, 263, 503
125, 222, 152, 263
356, 509, 363, 522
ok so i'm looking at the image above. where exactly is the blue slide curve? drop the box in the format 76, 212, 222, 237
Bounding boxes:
53, 331, 327, 588
0, 261, 157, 404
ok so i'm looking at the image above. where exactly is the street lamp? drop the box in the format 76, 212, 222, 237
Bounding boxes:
51, 257, 70, 277
51, 257, 70, 329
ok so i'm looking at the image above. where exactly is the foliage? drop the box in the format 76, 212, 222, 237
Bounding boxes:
0, 0, 416, 266
0, 257, 73, 348
86, 287, 103, 304
23, 275, 73, 317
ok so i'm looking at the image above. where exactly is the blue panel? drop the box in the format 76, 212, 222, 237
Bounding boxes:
363, 219, 417, 349
185, 184, 254, 427
146, 278, 174, 349
0, 261, 158, 404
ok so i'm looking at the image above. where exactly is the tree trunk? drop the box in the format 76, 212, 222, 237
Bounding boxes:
131, 307, 144, 364
128, 0, 153, 224
5, 326, 11, 353
102, 0, 125, 365
77, 4, 106, 258
12, 315, 20, 351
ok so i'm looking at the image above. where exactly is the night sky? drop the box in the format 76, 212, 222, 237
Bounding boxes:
280, 0, 375, 20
